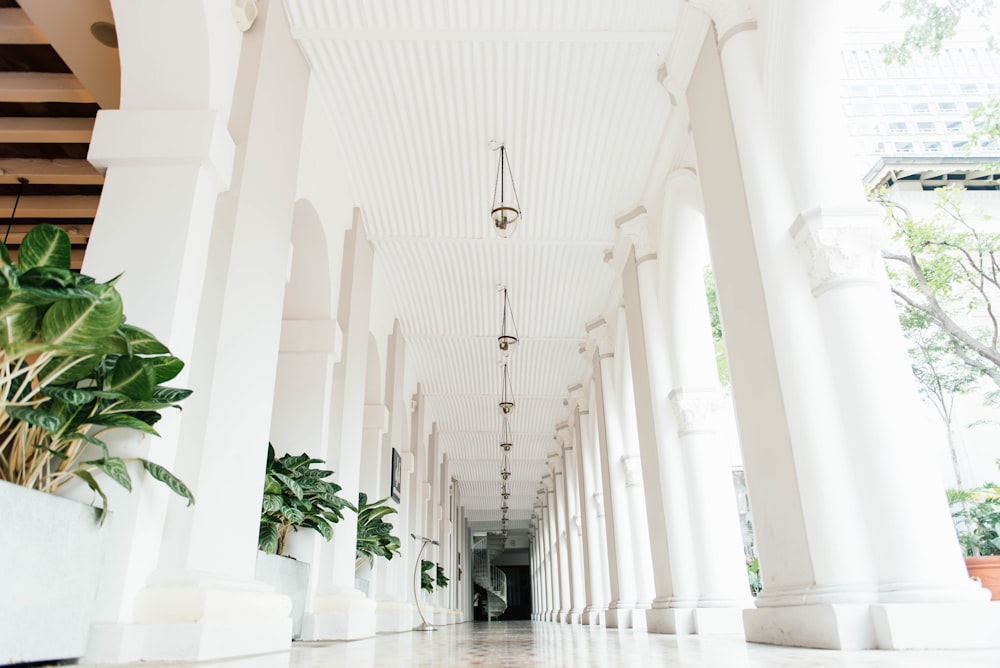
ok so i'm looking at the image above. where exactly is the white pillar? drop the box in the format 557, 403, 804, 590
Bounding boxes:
689, 0, 997, 650
549, 451, 575, 623
84, 1, 308, 660
660, 171, 754, 629
570, 383, 608, 625
559, 424, 587, 624
585, 323, 639, 629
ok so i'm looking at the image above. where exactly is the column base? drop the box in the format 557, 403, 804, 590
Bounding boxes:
85, 583, 292, 662
563, 609, 581, 624
744, 603, 874, 649
604, 604, 632, 629
581, 607, 605, 626
871, 602, 1000, 649
301, 590, 376, 640
375, 600, 415, 633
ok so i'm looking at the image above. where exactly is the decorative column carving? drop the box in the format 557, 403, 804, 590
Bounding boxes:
791, 207, 885, 297
621, 454, 644, 488
668, 387, 722, 436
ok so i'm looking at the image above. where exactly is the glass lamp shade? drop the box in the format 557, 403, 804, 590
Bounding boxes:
500, 441, 512, 452
501, 469, 511, 481
492, 204, 520, 238
498, 334, 519, 356
499, 400, 514, 415
501, 491, 510, 501
501, 502, 509, 512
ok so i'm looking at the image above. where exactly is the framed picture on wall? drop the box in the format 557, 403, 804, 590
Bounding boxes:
391, 447, 402, 502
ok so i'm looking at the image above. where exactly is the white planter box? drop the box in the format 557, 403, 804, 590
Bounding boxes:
255, 551, 310, 639
0, 481, 104, 665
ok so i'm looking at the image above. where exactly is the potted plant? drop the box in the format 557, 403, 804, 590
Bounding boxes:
355, 492, 402, 568
420, 559, 436, 593
947, 471, 1000, 600
256, 443, 352, 637
0, 224, 194, 665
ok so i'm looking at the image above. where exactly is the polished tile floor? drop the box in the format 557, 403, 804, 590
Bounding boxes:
108, 622, 1000, 668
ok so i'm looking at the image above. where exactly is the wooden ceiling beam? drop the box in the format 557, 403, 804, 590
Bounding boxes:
0, 117, 95, 143
0, 8, 48, 44
0, 195, 99, 218
0, 72, 95, 103
0, 158, 103, 185
0, 223, 90, 245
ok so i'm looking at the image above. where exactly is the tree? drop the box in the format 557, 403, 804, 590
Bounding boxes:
880, 0, 997, 65
875, 187, 1000, 390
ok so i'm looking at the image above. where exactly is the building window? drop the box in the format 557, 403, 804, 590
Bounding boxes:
924, 141, 942, 152
904, 84, 925, 96
894, 142, 914, 153
889, 122, 908, 134
953, 140, 969, 150
853, 103, 876, 116
968, 101, 982, 111
946, 121, 963, 133
881, 102, 903, 115
916, 121, 936, 133
877, 84, 897, 96
849, 84, 870, 96
939, 101, 958, 113
961, 83, 979, 94
911, 102, 931, 113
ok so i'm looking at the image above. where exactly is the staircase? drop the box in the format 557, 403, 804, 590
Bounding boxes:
472, 534, 508, 619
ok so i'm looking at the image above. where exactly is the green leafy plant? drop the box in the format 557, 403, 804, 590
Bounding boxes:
435, 563, 449, 589
746, 556, 762, 596
258, 444, 353, 556
0, 224, 195, 520
355, 492, 401, 567
420, 559, 435, 593
948, 475, 1000, 557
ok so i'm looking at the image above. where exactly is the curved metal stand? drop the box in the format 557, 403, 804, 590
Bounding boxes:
412, 534, 438, 631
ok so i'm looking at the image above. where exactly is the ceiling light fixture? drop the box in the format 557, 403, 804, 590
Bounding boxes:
498, 363, 514, 415
497, 286, 519, 356
499, 416, 513, 451
490, 142, 521, 238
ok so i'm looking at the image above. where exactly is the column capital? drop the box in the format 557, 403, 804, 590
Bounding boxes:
615, 205, 656, 263
790, 205, 886, 297
568, 382, 589, 413
621, 454, 643, 488
668, 387, 722, 435
585, 317, 615, 358
688, 0, 757, 47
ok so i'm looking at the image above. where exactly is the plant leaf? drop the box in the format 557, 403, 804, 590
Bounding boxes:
140, 459, 195, 506
19, 224, 71, 272
40, 385, 96, 405
151, 386, 193, 403
281, 506, 305, 523
273, 472, 304, 500
107, 356, 156, 401
0, 300, 38, 345
87, 456, 133, 492
87, 413, 160, 436
258, 523, 279, 554
73, 469, 108, 525
41, 281, 123, 346
261, 494, 282, 512
6, 405, 65, 433
120, 324, 170, 355
148, 356, 184, 384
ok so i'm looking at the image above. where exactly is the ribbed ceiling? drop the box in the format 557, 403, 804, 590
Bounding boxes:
287, 0, 680, 517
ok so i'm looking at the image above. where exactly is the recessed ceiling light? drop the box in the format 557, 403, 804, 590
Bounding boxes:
90, 21, 118, 49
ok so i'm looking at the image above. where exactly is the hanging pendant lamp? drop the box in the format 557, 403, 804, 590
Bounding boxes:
490, 143, 521, 238
499, 416, 513, 451
500, 450, 511, 481
498, 363, 514, 415
498, 287, 519, 356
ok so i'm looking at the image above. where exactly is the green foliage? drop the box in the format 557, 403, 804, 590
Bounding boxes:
420, 559, 435, 593
258, 444, 354, 556
947, 471, 1000, 557
880, 0, 997, 65
874, 187, 1000, 391
355, 492, 401, 567
703, 267, 730, 387
435, 564, 449, 589
746, 557, 762, 596
0, 225, 195, 522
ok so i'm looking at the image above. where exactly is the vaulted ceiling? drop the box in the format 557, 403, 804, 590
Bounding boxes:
287, 0, 685, 526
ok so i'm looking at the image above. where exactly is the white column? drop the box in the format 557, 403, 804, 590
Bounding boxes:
688, 0, 997, 650
570, 383, 608, 625
559, 424, 587, 625
585, 323, 639, 629
541, 493, 557, 621
613, 306, 658, 627
549, 450, 575, 623
84, 1, 308, 660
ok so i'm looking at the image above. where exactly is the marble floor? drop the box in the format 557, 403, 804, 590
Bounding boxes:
93, 622, 1000, 668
